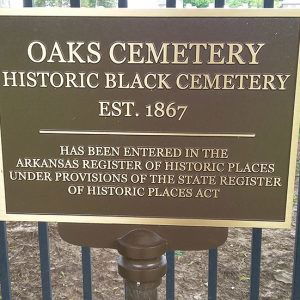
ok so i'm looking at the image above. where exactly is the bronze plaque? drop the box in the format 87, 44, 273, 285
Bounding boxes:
0, 9, 300, 228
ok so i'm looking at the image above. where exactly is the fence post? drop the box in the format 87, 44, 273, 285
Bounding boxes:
208, 249, 218, 300
116, 229, 167, 300
38, 222, 52, 300
0, 222, 11, 300
166, 251, 175, 300
250, 228, 262, 300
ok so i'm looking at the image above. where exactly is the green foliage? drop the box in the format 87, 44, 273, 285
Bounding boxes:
175, 250, 185, 257
80, 0, 95, 7
33, 0, 70, 7
274, 0, 282, 8
33, 0, 64, 7
226, 0, 262, 8
33, 0, 116, 7
184, 0, 283, 7
85, 0, 117, 7
34, 0, 281, 9
97, 0, 117, 7
184, 0, 213, 8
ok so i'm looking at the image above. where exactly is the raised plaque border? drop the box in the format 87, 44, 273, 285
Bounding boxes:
0, 9, 299, 228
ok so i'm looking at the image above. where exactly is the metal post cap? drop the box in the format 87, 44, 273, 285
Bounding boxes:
116, 229, 167, 283
116, 229, 167, 260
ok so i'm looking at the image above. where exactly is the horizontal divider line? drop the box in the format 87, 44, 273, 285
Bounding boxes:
39, 130, 255, 138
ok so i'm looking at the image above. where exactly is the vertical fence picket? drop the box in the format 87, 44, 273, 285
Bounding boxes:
118, 0, 127, 8
208, 249, 217, 300
23, 0, 33, 7
165, 2, 176, 299
249, 2, 270, 300
38, 222, 52, 300
82, 247, 92, 300
70, 0, 80, 7
214, 0, 225, 8
249, 228, 262, 300
0, 222, 11, 300
207, 2, 222, 298
263, 0, 274, 8
166, 0, 176, 7
292, 188, 300, 300
166, 251, 175, 300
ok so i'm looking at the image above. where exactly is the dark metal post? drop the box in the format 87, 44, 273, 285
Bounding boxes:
38, 222, 52, 300
166, 0, 176, 7
214, 0, 225, 7
250, 228, 262, 300
208, 249, 218, 300
166, 251, 175, 300
23, 0, 33, 7
81, 247, 92, 300
118, 0, 127, 8
0, 222, 11, 300
70, 0, 80, 7
116, 229, 167, 300
263, 0, 274, 7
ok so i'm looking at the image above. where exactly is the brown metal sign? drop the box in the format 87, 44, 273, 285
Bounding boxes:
0, 9, 299, 228
58, 223, 228, 250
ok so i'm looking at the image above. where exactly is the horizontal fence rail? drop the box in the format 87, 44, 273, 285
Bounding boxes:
0, 1, 300, 300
